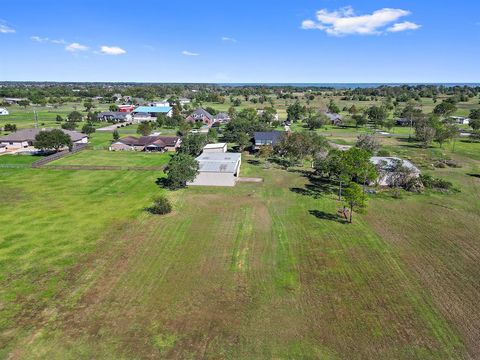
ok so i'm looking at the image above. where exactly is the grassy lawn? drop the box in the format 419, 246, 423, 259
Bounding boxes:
52, 150, 173, 167
1, 144, 479, 358
0, 154, 44, 166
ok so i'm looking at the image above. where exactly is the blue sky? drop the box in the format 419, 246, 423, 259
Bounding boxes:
0, 0, 479, 83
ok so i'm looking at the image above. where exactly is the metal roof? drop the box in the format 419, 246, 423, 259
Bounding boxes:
370, 156, 420, 173
134, 106, 172, 113
196, 152, 241, 173
0, 128, 87, 142
203, 143, 227, 149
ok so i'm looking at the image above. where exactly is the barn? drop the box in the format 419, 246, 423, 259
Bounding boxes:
187, 152, 241, 187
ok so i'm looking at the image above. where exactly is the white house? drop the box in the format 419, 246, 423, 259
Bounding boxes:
0, 128, 88, 150
203, 143, 227, 153
450, 116, 470, 125
370, 156, 420, 186
0, 108, 9, 116
188, 152, 242, 187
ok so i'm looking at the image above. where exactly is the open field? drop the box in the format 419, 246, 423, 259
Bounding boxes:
52, 150, 172, 167
1, 132, 479, 358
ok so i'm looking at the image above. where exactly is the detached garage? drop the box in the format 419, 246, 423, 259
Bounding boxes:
188, 152, 241, 187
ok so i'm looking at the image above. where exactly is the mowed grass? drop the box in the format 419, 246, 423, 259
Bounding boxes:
1, 153, 478, 359
52, 150, 173, 167
0, 167, 164, 358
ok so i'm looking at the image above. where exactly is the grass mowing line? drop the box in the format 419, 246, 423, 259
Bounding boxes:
230, 206, 253, 273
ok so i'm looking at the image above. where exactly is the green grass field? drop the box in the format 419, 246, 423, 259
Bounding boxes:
1, 132, 479, 358
0, 95, 479, 358
52, 150, 172, 167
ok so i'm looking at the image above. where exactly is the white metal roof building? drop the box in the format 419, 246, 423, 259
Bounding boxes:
203, 143, 227, 153
188, 152, 242, 187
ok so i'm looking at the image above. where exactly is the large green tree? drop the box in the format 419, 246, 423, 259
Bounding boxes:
343, 182, 368, 223
34, 129, 72, 152
165, 153, 199, 189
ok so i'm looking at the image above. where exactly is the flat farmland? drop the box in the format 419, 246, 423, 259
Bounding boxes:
1, 145, 479, 358
51, 150, 173, 167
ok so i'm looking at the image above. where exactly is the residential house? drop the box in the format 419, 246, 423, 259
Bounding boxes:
0, 108, 9, 116
0, 144, 6, 153
396, 118, 412, 126
179, 97, 191, 105
213, 112, 231, 123
0, 128, 88, 150
370, 156, 420, 186
133, 106, 173, 121
187, 152, 242, 187
2, 98, 28, 105
186, 108, 215, 127
450, 116, 470, 125
96, 111, 132, 122
324, 112, 343, 125
110, 135, 180, 152
203, 143, 227, 153
253, 131, 284, 149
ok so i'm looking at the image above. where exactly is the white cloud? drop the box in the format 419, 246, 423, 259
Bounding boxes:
100, 46, 126, 55
65, 42, 89, 52
221, 36, 237, 42
0, 23, 15, 34
31, 36, 66, 44
387, 21, 421, 32
301, 6, 420, 36
182, 50, 199, 56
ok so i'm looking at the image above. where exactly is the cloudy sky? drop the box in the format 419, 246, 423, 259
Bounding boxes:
0, 0, 479, 83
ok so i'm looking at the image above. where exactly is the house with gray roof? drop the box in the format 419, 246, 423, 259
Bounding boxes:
186, 108, 215, 127
213, 112, 231, 123
97, 111, 132, 122
188, 152, 242, 187
0, 128, 88, 150
253, 131, 284, 149
324, 112, 343, 125
370, 156, 420, 186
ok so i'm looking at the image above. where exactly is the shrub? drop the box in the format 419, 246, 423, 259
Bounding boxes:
148, 196, 172, 215
377, 149, 390, 157
420, 174, 458, 192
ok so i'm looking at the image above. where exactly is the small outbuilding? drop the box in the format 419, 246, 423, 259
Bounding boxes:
0, 107, 9, 116
203, 143, 227, 153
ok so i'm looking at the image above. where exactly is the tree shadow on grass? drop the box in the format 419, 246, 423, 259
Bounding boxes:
309, 210, 347, 224
247, 159, 261, 166
290, 176, 337, 199
467, 173, 480, 178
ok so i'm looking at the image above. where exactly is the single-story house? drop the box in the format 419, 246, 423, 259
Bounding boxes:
179, 97, 191, 105
151, 100, 170, 107
370, 156, 420, 186
450, 116, 470, 125
203, 143, 227, 153
188, 152, 242, 187
396, 118, 412, 126
2, 98, 28, 105
0, 128, 88, 150
324, 112, 343, 125
110, 135, 180, 152
0, 107, 9, 116
133, 106, 173, 120
213, 112, 231, 123
253, 131, 284, 149
186, 108, 215, 127
96, 111, 132, 122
